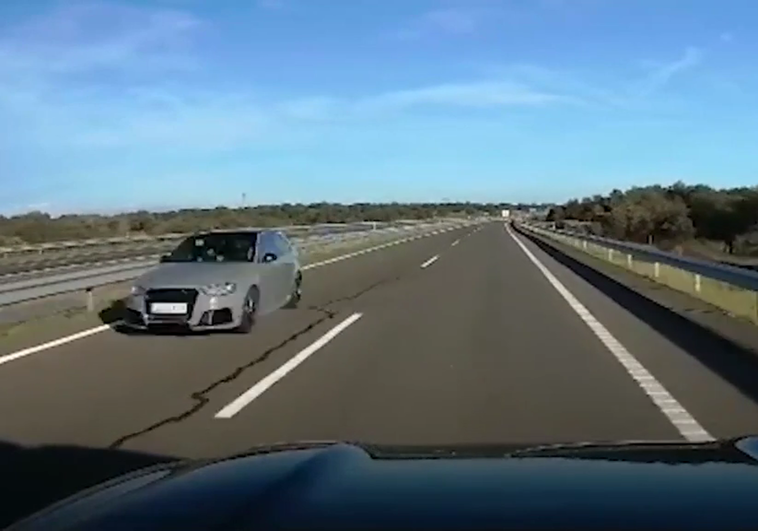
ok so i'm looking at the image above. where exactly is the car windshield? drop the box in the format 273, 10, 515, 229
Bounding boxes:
164, 232, 258, 263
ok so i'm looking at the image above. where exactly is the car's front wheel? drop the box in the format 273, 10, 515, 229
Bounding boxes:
284, 273, 302, 309
235, 288, 259, 334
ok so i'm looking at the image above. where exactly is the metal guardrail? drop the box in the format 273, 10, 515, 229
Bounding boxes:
0, 221, 450, 278
0, 219, 468, 308
520, 223, 758, 292
0, 222, 411, 279
0, 220, 434, 256
517, 222, 758, 324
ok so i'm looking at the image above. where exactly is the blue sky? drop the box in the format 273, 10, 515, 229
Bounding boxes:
1, 0, 757, 214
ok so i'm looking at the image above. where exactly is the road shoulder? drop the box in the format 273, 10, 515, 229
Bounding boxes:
515, 224, 758, 438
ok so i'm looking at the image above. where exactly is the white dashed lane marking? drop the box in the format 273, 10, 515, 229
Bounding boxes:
215, 312, 363, 418
420, 255, 439, 269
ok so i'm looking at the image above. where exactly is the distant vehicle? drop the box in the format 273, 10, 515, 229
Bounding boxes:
123, 230, 302, 333
9, 437, 758, 530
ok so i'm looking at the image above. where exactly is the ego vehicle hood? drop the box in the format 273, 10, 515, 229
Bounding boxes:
9, 437, 758, 531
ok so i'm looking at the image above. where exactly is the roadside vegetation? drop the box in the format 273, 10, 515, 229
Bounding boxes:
0, 202, 541, 246
546, 182, 758, 262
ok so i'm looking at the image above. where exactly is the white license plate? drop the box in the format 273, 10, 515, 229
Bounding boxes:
150, 302, 188, 315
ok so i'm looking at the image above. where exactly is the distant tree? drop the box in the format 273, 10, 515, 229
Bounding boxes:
553, 181, 757, 250
0, 202, 497, 245
546, 206, 565, 222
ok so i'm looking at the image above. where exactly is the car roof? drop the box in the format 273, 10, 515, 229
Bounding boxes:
189, 229, 267, 237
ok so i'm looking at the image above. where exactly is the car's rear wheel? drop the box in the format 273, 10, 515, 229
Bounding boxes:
284, 273, 302, 309
235, 288, 258, 334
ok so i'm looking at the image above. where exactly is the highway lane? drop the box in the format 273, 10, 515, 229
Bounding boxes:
0, 223, 473, 451
158, 221, 684, 457
115, 222, 758, 456
4, 221, 758, 524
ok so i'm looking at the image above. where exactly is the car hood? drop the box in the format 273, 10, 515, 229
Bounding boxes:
136, 262, 255, 289
9, 437, 758, 530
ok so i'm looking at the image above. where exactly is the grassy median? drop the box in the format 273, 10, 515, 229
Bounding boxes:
0, 227, 447, 355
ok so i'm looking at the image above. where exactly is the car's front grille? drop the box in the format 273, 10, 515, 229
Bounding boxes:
146, 288, 199, 303
144, 288, 199, 322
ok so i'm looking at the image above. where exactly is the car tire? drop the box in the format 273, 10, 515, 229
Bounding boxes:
235, 288, 259, 334
283, 273, 302, 309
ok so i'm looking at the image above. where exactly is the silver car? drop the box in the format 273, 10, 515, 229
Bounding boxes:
124, 229, 302, 333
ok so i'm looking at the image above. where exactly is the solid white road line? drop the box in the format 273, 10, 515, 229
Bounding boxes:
451, 239, 460, 247
505, 224, 713, 443
420, 255, 439, 269
215, 312, 363, 419
0, 225, 464, 367
0, 325, 112, 367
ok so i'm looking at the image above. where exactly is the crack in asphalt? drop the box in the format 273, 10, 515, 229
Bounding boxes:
108, 272, 407, 450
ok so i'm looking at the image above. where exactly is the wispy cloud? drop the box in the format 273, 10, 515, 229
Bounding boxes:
479, 46, 708, 115
422, 9, 478, 35
392, 0, 596, 41
273, 81, 577, 123
0, 2, 580, 153
276, 97, 341, 121
257, 0, 285, 10
58, 91, 273, 151
0, 2, 211, 149
7, 78, 577, 151
484, 64, 625, 107
394, 8, 484, 40
0, 1, 701, 159
632, 46, 703, 97
357, 81, 578, 113
0, 2, 201, 78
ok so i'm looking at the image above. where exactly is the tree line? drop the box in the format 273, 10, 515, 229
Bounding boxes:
0, 202, 545, 245
546, 182, 758, 256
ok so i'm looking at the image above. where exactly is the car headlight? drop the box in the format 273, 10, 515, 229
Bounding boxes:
201, 282, 237, 296
131, 285, 146, 296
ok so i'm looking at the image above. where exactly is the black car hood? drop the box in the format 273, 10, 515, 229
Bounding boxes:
9, 437, 758, 531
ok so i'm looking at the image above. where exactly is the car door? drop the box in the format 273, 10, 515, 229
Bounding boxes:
256, 232, 282, 313
273, 232, 297, 303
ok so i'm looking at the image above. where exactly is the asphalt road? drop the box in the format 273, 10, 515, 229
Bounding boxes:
3, 221, 758, 525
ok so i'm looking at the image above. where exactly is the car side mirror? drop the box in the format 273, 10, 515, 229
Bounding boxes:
262, 252, 278, 263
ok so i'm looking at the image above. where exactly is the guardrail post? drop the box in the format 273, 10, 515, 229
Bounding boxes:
582, 240, 587, 250
85, 288, 94, 312
608, 249, 614, 261
695, 274, 702, 293
654, 262, 660, 278
626, 254, 632, 269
